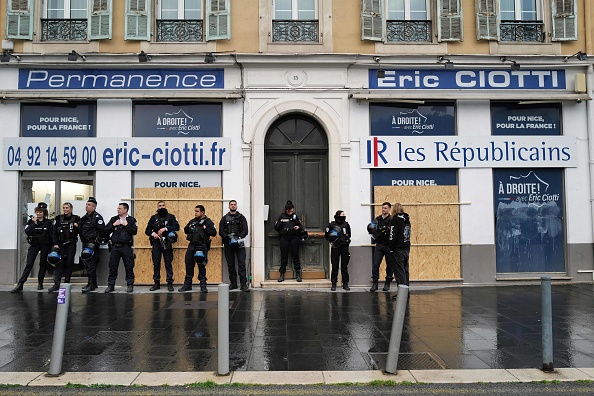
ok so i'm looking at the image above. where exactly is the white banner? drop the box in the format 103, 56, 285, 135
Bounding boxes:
3, 138, 231, 171
360, 136, 577, 169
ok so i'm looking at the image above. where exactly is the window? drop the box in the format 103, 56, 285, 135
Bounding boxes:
476, 0, 577, 42
361, 0, 462, 43
272, 0, 319, 42
125, 0, 230, 42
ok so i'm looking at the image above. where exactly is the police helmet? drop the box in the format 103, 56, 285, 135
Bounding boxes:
367, 221, 378, 235
81, 243, 96, 260
328, 229, 340, 244
47, 247, 62, 268
229, 236, 245, 249
298, 229, 309, 242
193, 250, 206, 264
167, 231, 178, 244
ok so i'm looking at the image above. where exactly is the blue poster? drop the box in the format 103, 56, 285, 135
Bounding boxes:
493, 169, 565, 273
372, 169, 457, 186
370, 103, 455, 136
134, 104, 221, 137
21, 103, 96, 137
491, 103, 561, 136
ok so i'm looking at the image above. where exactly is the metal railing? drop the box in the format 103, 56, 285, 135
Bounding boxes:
387, 20, 431, 42
500, 20, 544, 42
156, 19, 203, 42
272, 20, 319, 42
41, 19, 87, 41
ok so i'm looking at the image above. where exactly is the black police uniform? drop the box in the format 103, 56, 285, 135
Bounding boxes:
145, 210, 180, 285
325, 219, 352, 287
371, 214, 395, 283
52, 213, 80, 285
182, 216, 216, 289
389, 212, 412, 286
17, 217, 56, 289
219, 211, 249, 289
273, 212, 303, 276
79, 209, 105, 289
105, 215, 138, 287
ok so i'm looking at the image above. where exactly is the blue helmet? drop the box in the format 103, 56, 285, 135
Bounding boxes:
367, 221, 378, 234
81, 243, 95, 260
167, 231, 178, 243
328, 229, 340, 243
193, 250, 206, 264
47, 247, 62, 267
229, 236, 245, 248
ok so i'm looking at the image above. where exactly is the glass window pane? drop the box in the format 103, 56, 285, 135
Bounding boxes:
500, 0, 514, 13
161, 0, 179, 19
387, 0, 405, 19
298, 0, 315, 19
47, 0, 65, 18
275, 0, 292, 19
521, 0, 537, 20
184, 0, 201, 19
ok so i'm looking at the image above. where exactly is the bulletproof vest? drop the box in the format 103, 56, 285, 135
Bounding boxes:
29, 220, 50, 245
57, 215, 76, 243
224, 214, 241, 235
331, 221, 348, 237
375, 215, 391, 243
190, 219, 208, 245
281, 214, 297, 231
152, 215, 169, 232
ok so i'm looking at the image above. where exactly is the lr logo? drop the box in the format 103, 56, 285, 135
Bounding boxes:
366, 137, 388, 167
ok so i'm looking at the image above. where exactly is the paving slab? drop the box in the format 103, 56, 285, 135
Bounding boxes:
29, 372, 140, 386
322, 370, 416, 384
410, 369, 519, 383
231, 371, 324, 385
0, 372, 44, 386
132, 372, 231, 386
508, 368, 592, 382
577, 368, 594, 378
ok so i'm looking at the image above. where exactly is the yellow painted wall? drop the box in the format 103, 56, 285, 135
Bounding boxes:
217, 0, 260, 53
332, 0, 375, 54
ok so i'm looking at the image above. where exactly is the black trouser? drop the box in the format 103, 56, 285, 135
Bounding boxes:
223, 244, 247, 285
108, 245, 135, 286
82, 242, 100, 284
279, 236, 300, 273
391, 250, 410, 286
371, 242, 394, 281
151, 243, 174, 283
53, 242, 76, 283
330, 244, 350, 283
18, 243, 51, 285
184, 244, 208, 286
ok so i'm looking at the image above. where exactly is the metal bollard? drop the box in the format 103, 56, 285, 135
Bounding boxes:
385, 285, 409, 374
48, 284, 72, 376
541, 276, 554, 372
218, 283, 230, 375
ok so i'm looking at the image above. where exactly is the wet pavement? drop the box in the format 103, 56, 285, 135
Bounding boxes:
0, 283, 593, 372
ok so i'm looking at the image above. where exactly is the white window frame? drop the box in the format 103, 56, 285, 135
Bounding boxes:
387, 0, 431, 21
499, 0, 540, 21
274, 0, 318, 20
44, 0, 88, 19
157, 0, 203, 20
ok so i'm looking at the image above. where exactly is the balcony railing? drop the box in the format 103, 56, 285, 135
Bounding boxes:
272, 20, 319, 42
500, 20, 544, 42
41, 19, 87, 41
156, 19, 203, 42
387, 20, 431, 42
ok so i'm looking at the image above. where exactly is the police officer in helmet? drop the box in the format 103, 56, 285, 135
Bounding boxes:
49, 202, 80, 292
179, 205, 216, 293
325, 210, 352, 291
104, 203, 138, 293
273, 200, 304, 282
219, 200, 249, 292
12, 202, 56, 292
145, 200, 180, 292
79, 197, 105, 293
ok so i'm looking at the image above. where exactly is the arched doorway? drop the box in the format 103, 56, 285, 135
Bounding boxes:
264, 114, 329, 279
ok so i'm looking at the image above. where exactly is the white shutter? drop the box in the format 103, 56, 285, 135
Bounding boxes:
552, 0, 577, 41
125, 0, 151, 41
437, 0, 463, 42
89, 0, 112, 40
6, 0, 33, 40
206, 0, 230, 40
476, 0, 498, 40
361, 0, 384, 41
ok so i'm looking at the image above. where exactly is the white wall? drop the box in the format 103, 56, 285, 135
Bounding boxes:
0, 102, 20, 249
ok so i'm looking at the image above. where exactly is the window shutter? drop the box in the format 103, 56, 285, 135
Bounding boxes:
6, 0, 33, 40
476, 0, 498, 40
206, 0, 231, 40
361, 0, 384, 41
125, 0, 151, 41
89, 0, 112, 40
552, 0, 577, 41
437, 0, 463, 42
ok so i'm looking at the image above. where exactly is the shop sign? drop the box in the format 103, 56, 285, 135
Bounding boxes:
134, 104, 221, 137
370, 103, 455, 136
491, 103, 561, 136
493, 169, 565, 273
360, 136, 576, 169
369, 69, 565, 90
371, 169, 457, 186
3, 138, 231, 171
21, 103, 96, 137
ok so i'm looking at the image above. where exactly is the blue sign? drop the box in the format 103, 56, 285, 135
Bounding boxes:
493, 169, 565, 273
19, 69, 224, 90
57, 288, 66, 304
370, 103, 455, 136
372, 169, 457, 187
491, 103, 561, 136
369, 69, 566, 90
134, 104, 221, 137
21, 104, 96, 137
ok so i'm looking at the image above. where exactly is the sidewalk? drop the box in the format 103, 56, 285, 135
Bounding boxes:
0, 283, 592, 385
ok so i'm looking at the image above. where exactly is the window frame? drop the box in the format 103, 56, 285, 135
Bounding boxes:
157, 0, 203, 20
499, 0, 540, 21
387, 0, 431, 21
273, 0, 318, 21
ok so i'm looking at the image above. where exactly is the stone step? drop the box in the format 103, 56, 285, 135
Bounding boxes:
260, 279, 333, 289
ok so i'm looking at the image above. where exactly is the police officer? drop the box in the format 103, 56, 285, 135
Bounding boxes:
325, 210, 352, 291
370, 202, 396, 292
145, 200, 180, 292
219, 200, 249, 292
389, 203, 412, 297
49, 202, 80, 292
12, 203, 56, 292
79, 197, 105, 293
273, 200, 303, 282
179, 205, 216, 293
104, 203, 138, 293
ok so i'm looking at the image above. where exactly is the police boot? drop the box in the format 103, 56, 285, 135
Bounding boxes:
48, 282, 60, 292
382, 278, 392, 291
331, 282, 337, 291
296, 270, 302, 283
240, 283, 250, 293
343, 282, 350, 291
277, 273, 285, 282
369, 280, 379, 292
37, 281, 43, 290
11, 282, 24, 293
229, 282, 238, 290
200, 285, 208, 293
82, 281, 96, 293
167, 282, 174, 292
149, 283, 160, 291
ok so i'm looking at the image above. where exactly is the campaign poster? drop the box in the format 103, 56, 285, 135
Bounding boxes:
493, 169, 565, 273
372, 168, 457, 187
370, 103, 455, 136
134, 103, 221, 137
491, 103, 561, 136
21, 103, 96, 137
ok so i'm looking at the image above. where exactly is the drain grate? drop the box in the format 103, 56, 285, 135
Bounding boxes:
90, 331, 148, 343
368, 352, 446, 370
167, 301, 219, 310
